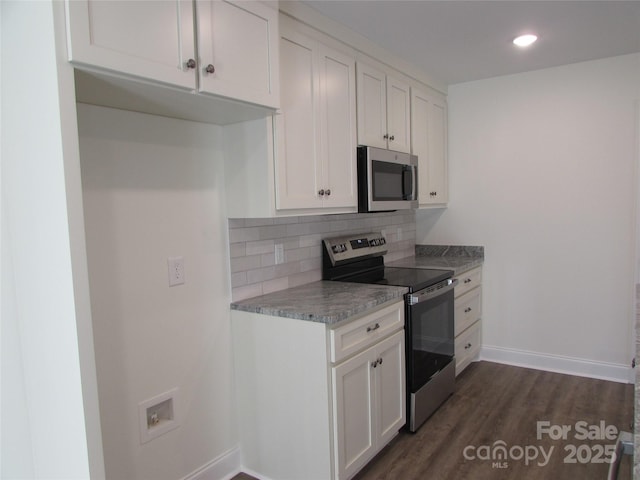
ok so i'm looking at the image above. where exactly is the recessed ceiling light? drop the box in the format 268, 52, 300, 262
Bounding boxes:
513, 34, 538, 47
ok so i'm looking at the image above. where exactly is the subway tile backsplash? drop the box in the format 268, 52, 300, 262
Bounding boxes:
229, 211, 416, 301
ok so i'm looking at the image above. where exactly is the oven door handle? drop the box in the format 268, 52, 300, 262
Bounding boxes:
408, 278, 458, 305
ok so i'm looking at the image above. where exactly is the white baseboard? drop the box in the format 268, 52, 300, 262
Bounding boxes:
181, 446, 242, 480
480, 345, 633, 384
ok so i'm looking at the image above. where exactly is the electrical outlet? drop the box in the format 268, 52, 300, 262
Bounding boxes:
167, 256, 185, 286
274, 244, 285, 265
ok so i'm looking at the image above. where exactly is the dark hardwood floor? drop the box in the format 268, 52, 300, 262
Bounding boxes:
354, 361, 633, 480
234, 361, 634, 480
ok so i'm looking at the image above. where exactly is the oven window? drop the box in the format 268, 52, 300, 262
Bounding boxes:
407, 290, 454, 392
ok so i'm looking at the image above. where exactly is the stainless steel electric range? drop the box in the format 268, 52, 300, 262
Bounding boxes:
323, 232, 457, 432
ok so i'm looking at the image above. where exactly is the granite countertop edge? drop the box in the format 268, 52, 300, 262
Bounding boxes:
230, 281, 408, 326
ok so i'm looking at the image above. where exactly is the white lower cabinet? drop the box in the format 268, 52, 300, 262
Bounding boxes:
332, 330, 405, 479
453, 267, 483, 375
231, 300, 405, 480
454, 319, 481, 375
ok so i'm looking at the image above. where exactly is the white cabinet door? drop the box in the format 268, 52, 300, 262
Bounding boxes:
197, 0, 279, 108
386, 76, 411, 153
276, 29, 357, 211
428, 94, 448, 203
375, 330, 406, 446
333, 347, 376, 480
356, 63, 388, 149
357, 63, 411, 153
411, 88, 448, 205
276, 30, 322, 210
66, 0, 196, 89
318, 45, 358, 209
332, 329, 405, 480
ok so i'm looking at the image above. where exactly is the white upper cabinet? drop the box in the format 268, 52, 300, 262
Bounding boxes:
276, 25, 357, 211
65, 0, 279, 109
356, 62, 411, 153
66, 0, 196, 89
196, 1, 279, 107
411, 88, 448, 206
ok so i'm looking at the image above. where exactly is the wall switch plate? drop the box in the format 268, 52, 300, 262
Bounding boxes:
167, 256, 185, 286
274, 244, 285, 265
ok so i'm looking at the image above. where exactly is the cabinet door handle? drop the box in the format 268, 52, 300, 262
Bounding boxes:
389, 135, 395, 141
325, 189, 331, 196
383, 134, 389, 140
205, 64, 215, 74
186, 58, 196, 69
318, 189, 325, 196
378, 357, 383, 366
366, 323, 380, 333
465, 307, 472, 313
371, 360, 378, 368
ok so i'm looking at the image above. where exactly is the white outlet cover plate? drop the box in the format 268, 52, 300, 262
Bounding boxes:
275, 244, 284, 265
168, 256, 185, 286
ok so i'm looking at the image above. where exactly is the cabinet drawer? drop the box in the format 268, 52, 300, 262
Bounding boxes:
454, 286, 482, 336
455, 320, 481, 376
454, 267, 482, 298
329, 301, 404, 364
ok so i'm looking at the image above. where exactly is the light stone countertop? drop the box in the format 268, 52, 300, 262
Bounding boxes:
388, 244, 485, 276
388, 256, 483, 276
230, 280, 408, 325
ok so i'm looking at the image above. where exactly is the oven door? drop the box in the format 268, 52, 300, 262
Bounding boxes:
406, 280, 456, 394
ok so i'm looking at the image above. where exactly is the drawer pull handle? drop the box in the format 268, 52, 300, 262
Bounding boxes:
366, 323, 380, 333
465, 342, 472, 350
464, 278, 472, 284
371, 357, 383, 368
465, 307, 472, 313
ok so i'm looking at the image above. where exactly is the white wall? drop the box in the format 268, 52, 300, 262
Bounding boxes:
78, 104, 238, 479
2, 2, 103, 478
417, 54, 640, 380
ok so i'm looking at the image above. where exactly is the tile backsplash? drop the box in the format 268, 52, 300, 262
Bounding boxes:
229, 211, 416, 301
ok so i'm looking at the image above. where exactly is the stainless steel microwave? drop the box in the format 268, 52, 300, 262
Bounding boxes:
357, 145, 418, 212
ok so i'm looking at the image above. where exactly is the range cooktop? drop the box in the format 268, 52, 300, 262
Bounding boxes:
339, 266, 453, 293
322, 232, 453, 292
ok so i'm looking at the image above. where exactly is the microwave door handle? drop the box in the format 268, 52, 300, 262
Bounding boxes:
412, 165, 417, 200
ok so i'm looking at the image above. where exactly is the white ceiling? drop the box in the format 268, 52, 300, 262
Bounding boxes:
302, 0, 640, 85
